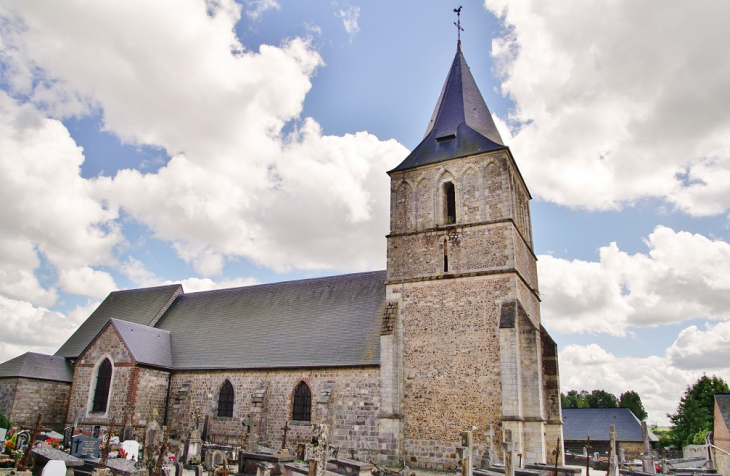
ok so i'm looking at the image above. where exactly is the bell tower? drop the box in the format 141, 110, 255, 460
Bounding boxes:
378, 41, 563, 470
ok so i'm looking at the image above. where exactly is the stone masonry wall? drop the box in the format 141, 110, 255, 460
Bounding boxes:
387, 222, 512, 281
67, 324, 135, 427
512, 226, 538, 293
167, 367, 381, 459
390, 275, 509, 470
132, 368, 171, 428
1, 378, 70, 431
0, 378, 18, 420
389, 151, 518, 234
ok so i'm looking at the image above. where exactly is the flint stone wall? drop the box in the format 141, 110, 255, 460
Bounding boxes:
0, 377, 70, 431
388, 275, 510, 470
0, 378, 18, 418
166, 367, 381, 459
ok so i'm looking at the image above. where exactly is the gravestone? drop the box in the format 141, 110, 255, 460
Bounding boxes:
71, 434, 101, 458
641, 422, 656, 474
183, 428, 202, 465
0, 428, 6, 442
145, 414, 161, 461
458, 430, 473, 476
608, 425, 618, 476
304, 424, 328, 476
480, 425, 495, 469
63, 427, 74, 450
501, 429, 514, 476
121, 440, 140, 461
41, 460, 66, 476
17, 430, 31, 453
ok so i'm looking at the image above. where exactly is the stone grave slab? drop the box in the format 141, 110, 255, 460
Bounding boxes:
104, 457, 147, 476
31, 447, 83, 476
72, 435, 101, 458
237, 452, 295, 476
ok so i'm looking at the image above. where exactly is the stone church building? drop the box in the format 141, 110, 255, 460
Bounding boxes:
0, 41, 563, 470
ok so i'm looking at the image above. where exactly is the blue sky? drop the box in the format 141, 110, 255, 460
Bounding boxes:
2, 0, 730, 425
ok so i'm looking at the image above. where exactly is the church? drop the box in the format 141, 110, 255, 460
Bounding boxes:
0, 39, 563, 471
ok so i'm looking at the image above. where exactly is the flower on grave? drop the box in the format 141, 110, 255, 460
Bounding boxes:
3, 441, 13, 451
117, 448, 128, 459
45, 438, 60, 449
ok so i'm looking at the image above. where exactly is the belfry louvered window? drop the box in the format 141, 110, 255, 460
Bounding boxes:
292, 381, 311, 422
218, 380, 234, 417
92, 358, 112, 413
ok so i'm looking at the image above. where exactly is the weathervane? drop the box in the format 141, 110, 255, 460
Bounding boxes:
453, 6, 464, 44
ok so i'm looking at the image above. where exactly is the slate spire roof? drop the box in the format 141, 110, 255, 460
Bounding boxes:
390, 43, 506, 173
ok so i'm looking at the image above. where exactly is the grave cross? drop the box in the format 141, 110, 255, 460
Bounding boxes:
281, 421, 290, 452
18, 414, 52, 471
552, 438, 561, 476
585, 437, 592, 476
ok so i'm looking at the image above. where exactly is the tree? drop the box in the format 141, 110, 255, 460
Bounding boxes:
586, 389, 619, 408
667, 374, 730, 449
562, 390, 590, 408
620, 390, 648, 420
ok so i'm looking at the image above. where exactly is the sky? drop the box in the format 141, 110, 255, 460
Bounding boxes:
1, 0, 729, 426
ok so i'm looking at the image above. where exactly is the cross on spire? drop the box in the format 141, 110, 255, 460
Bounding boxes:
453, 6, 464, 45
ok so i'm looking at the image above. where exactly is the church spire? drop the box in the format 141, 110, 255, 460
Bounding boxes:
389, 43, 506, 173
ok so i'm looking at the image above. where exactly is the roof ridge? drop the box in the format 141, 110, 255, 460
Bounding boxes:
179, 269, 387, 297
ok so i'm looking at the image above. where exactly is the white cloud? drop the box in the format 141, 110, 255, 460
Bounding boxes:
559, 342, 711, 426
243, 0, 280, 20
666, 321, 730, 371
539, 226, 730, 335
0, 91, 121, 305
169, 276, 259, 293
337, 6, 360, 40
0, 295, 84, 362
57, 266, 117, 299
0, 0, 406, 279
121, 256, 257, 292
484, 0, 730, 216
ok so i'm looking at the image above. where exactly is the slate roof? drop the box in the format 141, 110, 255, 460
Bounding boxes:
55, 284, 182, 359
0, 352, 73, 382
390, 44, 506, 173
57, 271, 386, 371
156, 270, 386, 369
110, 319, 172, 369
715, 394, 730, 430
563, 408, 658, 442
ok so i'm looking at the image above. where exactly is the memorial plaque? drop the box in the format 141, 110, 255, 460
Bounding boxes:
71, 434, 101, 458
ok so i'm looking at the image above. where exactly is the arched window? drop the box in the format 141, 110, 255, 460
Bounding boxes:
444, 182, 456, 224
292, 382, 311, 422
92, 358, 112, 413
218, 380, 234, 417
